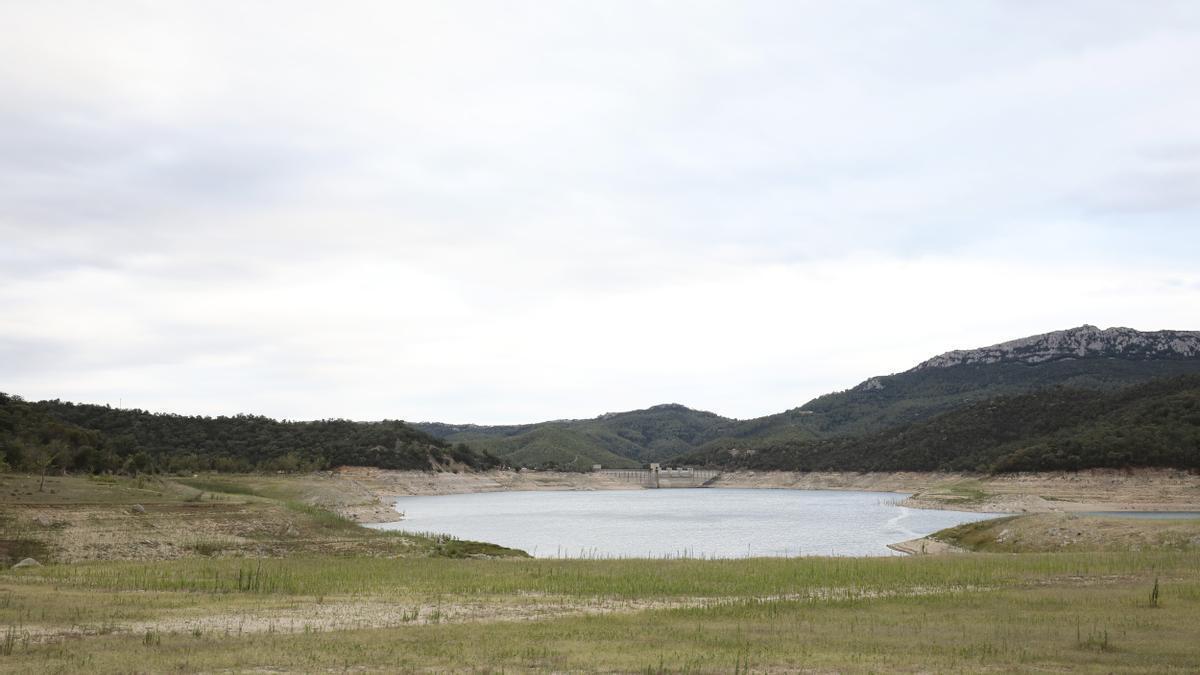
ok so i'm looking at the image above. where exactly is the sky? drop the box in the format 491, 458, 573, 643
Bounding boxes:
2, 1, 1200, 424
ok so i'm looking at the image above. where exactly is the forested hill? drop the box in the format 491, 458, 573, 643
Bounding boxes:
417, 326, 1200, 470
0, 394, 503, 475
414, 404, 734, 471
677, 375, 1200, 473
694, 325, 1200, 449
7, 325, 1199, 475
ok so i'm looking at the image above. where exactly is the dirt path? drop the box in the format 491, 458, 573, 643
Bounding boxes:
9, 585, 990, 644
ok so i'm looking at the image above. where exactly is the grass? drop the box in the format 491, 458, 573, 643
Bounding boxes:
4, 472, 1200, 672
0, 473, 190, 505
1, 552, 1197, 672
8, 549, 1190, 598
174, 477, 264, 498
932, 479, 991, 504
0, 474, 526, 565
0, 514, 48, 567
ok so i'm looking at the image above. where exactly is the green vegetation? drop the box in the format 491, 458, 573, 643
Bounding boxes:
1, 551, 1198, 672
7, 328, 1200, 474
12, 548, 1189, 598
788, 356, 1200, 438
418, 356, 1200, 472
0, 393, 503, 475
681, 375, 1200, 472
4, 469, 1200, 671
417, 403, 735, 470
472, 424, 645, 470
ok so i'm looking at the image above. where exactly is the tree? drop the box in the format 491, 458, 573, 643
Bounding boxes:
30, 440, 66, 491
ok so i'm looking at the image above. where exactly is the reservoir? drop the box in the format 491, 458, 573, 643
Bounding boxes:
371, 488, 1001, 558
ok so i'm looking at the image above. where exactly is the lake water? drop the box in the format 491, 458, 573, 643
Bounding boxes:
371, 488, 1002, 558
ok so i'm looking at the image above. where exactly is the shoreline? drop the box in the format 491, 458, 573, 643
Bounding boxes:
332, 467, 1200, 524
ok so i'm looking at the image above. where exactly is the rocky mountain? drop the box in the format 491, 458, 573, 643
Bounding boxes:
912, 325, 1200, 370
694, 326, 1200, 446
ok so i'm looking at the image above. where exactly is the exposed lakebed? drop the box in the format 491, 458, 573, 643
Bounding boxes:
371, 488, 1002, 558
1083, 511, 1200, 520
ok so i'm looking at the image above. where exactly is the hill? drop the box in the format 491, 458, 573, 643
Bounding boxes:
686, 325, 1200, 453
678, 375, 1200, 472
415, 404, 734, 470
8, 325, 1199, 474
0, 394, 503, 475
419, 325, 1200, 469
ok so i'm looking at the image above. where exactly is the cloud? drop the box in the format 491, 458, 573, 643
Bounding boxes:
1, 1, 1199, 422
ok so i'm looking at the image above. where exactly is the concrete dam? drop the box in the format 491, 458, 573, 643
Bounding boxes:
595, 465, 721, 488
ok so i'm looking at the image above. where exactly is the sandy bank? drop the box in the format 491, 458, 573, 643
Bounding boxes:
886, 537, 968, 556
332, 467, 1200, 523
711, 468, 1200, 514
332, 468, 655, 522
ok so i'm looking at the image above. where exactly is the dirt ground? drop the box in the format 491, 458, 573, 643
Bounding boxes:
0, 474, 448, 564
931, 511, 1200, 553
7, 583, 981, 644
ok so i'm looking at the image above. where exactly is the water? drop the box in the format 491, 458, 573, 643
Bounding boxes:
1083, 511, 1200, 520
370, 488, 1002, 558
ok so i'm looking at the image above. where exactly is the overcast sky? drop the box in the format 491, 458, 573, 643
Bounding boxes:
3, 2, 1199, 424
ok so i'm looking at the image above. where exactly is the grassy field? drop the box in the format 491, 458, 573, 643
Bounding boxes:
2, 551, 1198, 672
3, 473, 1200, 672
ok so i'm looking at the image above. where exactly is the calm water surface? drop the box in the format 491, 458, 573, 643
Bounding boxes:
371, 488, 1001, 558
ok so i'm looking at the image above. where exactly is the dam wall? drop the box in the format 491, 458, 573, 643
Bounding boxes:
595, 467, 721, 488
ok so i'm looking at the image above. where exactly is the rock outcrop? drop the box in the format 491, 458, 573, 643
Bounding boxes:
911, 325, 1200, 371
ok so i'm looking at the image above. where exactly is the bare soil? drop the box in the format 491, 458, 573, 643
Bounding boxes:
0, 475, 431, 564
10, 585, 983, 644
932, 511, 1200, 553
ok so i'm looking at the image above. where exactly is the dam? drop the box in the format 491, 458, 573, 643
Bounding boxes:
594, 464, 721, 488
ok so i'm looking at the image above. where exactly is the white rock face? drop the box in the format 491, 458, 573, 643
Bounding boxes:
860, 377, 886, 390
910, 325, 1200, 371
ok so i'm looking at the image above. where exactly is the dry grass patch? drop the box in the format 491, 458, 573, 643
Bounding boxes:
935, 513, 1200, 553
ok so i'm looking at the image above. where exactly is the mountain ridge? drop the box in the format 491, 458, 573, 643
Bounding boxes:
911, 325, 1200, 371
419, 324, 1200, 469
7, 324, 1199, 474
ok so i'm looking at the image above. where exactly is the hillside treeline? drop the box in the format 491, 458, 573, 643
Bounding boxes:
0, 394, 503, 475
416, 357, 1200, 471
679, 376, 1200, 473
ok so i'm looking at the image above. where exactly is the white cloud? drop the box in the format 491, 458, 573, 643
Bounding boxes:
2, 1, 1199, 422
